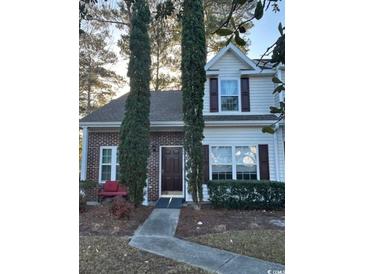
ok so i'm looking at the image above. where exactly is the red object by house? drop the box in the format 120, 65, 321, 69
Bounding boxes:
98, 181, 128, 199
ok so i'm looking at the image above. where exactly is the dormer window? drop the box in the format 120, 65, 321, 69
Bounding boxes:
220, 79, 239, 111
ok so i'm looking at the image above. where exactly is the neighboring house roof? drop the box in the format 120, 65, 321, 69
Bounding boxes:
80, 90, 183, 123
253, 59, 274, 69
80, 90, 278, 125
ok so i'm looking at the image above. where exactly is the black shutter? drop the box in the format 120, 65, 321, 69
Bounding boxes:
203, 145, 209, 183
210, 78, 218, 112
241, 78, 250, 112
258, 144, 270, 180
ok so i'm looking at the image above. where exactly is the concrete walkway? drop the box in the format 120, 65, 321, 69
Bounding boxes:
129, 208, 284, 274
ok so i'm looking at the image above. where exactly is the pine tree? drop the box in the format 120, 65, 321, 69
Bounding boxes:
79, 18, 124, 117
181, 0, 206, 207
119, 0, 151, 207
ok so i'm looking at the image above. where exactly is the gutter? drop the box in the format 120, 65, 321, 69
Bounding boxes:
80, 120, 284, 128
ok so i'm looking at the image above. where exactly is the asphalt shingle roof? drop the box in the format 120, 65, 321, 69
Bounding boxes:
80, 90, 183, 123
80, 90, 278, 123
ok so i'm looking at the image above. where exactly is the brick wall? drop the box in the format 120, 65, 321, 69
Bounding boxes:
147, 132, 184, 201
87, 128, 119, 182
86, 128, 184, 201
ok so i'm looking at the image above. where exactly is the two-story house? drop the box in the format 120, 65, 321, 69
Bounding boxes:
79, 43, 285, 202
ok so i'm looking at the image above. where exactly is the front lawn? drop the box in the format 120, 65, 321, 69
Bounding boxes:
190, 230, 284, 264
80, 205, 209, 273
176, 204, 285, 265
80, 236, 209, 274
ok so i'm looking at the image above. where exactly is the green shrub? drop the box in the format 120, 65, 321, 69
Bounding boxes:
79, 180, 98, 190
207, 180, 285, 210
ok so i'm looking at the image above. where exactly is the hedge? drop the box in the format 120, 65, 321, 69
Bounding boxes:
79, 180, 98, 190
207, 180, 285, 210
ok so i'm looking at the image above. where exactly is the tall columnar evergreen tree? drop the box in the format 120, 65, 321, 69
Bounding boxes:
181, 0, 206, 206
119, 0, 151, 207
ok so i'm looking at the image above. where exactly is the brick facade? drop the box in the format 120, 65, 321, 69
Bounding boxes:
147, 132, 184, 201
86, 128, 184, 202
87, 128, 119, 182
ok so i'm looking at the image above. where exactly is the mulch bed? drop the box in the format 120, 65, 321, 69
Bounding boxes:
79, 204, 153, 237
176, 204, 285, 238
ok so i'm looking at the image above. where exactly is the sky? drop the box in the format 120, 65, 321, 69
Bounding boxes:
111, 0, 285, 96
246, 0, 285, 59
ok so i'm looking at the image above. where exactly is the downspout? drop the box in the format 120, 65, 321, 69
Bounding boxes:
80, 126, 88, 181
142, 178, 148, 206
273, 124, 280, 181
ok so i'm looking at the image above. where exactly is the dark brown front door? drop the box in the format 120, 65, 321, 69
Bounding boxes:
161, 147, 183, 193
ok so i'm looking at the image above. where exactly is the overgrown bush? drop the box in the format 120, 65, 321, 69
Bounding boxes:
109, 197, 133, 219
207, 180, 285, 210
79, 180, 98, 190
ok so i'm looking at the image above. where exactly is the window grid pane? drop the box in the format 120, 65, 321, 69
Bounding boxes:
101, 165, 111, 181
235, 146, 257, 181
221, 96, 238, 111
211, 146, 232, 164
116, 165, 120, 181
212, 165, 232, 180
237, 172, 257, 180
102, 149, 112, 164
221, 80, 238, 96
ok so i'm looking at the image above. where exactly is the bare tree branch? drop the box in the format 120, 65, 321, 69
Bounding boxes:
84, 17, 129, 26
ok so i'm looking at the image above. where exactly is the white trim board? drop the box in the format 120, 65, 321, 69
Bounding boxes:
80, 119, 282, 128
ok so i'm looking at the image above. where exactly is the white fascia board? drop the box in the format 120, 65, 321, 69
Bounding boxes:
205, 120, 284, 127
206, 70, 220, 76
80, 120, 284, 129
204, 112, 274, 116
205, 45, 229, 70
79, 121, 120, 128
240, 69, 276, 76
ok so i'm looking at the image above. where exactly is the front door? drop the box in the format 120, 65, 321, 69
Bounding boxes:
161, 147, 183, 196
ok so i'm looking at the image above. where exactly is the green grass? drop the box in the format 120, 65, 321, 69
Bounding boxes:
80, 236, 210, 274
190, 230, 285, 265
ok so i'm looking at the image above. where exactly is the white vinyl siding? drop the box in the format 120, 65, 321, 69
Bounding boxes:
276, 127, 285, 181
185, 126, 285, 202
248, 77, 276, 113
203, 127, 284, 182
274, 69, 285, 107
203, 50, 276, 114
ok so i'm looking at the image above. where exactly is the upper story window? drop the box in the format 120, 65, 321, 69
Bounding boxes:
220, 79, 239, 111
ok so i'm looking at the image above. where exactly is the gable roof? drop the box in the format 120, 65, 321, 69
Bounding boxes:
80, 90, 183, 123
205, 43, 260, 72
